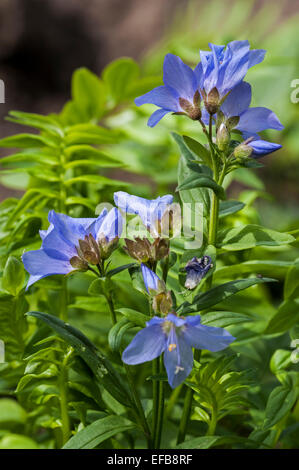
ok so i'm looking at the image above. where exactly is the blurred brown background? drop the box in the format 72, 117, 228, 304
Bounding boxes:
0, 0, 185, 135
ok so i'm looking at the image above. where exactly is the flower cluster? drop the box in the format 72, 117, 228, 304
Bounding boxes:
22, 208, 122, 288
135, 40, 283, 158
122, 265, 235, 388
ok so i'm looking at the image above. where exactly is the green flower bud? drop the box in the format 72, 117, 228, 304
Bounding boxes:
234, 143, 253, 159
216, 123, 230, 151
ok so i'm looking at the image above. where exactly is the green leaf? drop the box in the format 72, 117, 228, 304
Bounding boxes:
270, 350, 293, 374
263, 378, 299, 430
173, 132, 211, 217
2, 256, 25, 296
177, 174, 225, 200
7, 111, 63, 137
201, 311, 252, 328
102, 58, 139, 103
175, 436, 222, 449
0, 434, 38, 449
219, 200, 245, 218
116, 308, 149, 328
0, 133, 58, 149
63, 415, 137, 449
0, 399, 27, 428
215, 260, 292, 281
64, 174, 129, 188
107, 263, 136, 278
218, 224, 295, 250
178, 277, 275, 314
284, 259, 299, 300
65, 197, 95, 211
265, 300, 299, 335
64, 145, 123, 167
72, 68, 106, 121
26, 312, 131, 406
182, 135, 211, 166
108, 318, 134, 352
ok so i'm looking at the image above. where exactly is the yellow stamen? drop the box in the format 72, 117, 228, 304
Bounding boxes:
168, 343, 177, 352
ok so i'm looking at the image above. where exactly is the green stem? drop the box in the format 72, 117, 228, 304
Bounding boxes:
105, 291, 117, 325
105, 288, 151, 448
176, 387, 193, 445
123, 362, 152, 448
206, 405, 217, 436
152, 357, 159, 444
162, 254, 169, 284
60, 277, 68, 322
166, 384, 182, 418
154, 356, 165, 449
59, 347, 74, 446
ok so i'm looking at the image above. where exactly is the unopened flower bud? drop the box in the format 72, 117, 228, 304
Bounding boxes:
203, 87, 220, 115
152, 290, 173, 315
216, 123, 230, 151
98, 235, 119, 260
184, 255, 213, 290
234, 143, 253, 159
70, 256, 88, 271
179, 92, 201, 121
226, 115, 240, 130
77, 234, 101, 265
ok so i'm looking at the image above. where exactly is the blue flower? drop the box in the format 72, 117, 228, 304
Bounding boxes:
247, 138, 282, 158
203, 80, 283, 157
122, 313, 235, 388
196, 41, 265, 101
22, 208, 123, 288
184, 255, 213, 290
114, 191, 173, 237
141, 263, 161, 293
219, 81, 283, 135
135, 53, 199, 127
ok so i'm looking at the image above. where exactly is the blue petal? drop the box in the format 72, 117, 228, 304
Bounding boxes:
164, 332, 193, 388
217, 40, 250, 96
221, 82, 252, 117
194, 62, 204, 89
166, 313, 186, 328
86, 208, 108, 239
148, 108, 170, 127
135, 85, 179, 112
248, 49, 266, 68
47, 211, 88, 247
141, 264, 161, 293
163, 54, 197, 101
42, 226, 77, 261
114, 192, 173, 228
22, 249, 72, 289
39, 224, 53, 240
238, 107, 284, 133
183, 321, 235, 352
122, 323, 166, 364
96, 208, 123, 241
248, 139, 282, 157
